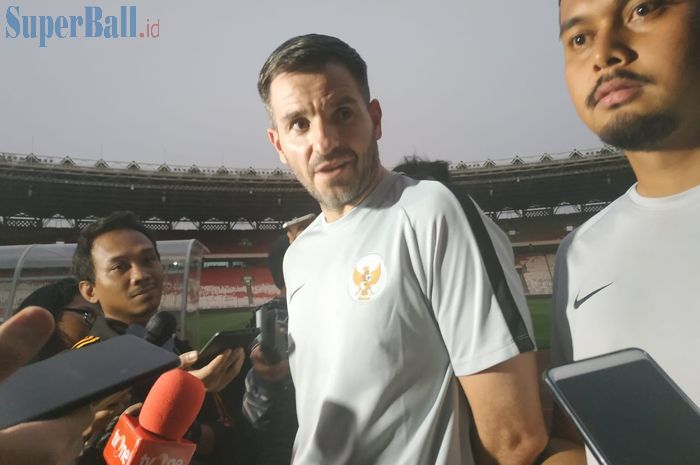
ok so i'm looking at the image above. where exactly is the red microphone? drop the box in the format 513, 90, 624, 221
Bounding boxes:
103, 369, 206, 465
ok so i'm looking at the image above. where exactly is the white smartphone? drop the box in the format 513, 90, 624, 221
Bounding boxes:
282, 213, 316, 230
544, 348, 700, 465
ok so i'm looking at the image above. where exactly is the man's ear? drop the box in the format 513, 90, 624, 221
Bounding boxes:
369, 99, 383, 140
267, 127, 288, 166
79, 280, 99, 305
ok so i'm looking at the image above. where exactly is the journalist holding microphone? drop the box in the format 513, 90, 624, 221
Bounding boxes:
71, 211, 250, 464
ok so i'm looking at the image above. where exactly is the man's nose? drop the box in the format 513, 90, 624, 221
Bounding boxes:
592, 26, 636, 73
311, 118, 340, 156
130, 263, 150, 282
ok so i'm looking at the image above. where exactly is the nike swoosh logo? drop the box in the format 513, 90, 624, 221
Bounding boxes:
573, 282, 613, 310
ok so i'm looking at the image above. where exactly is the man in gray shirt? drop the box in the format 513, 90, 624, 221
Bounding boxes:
257, 34, 547, 465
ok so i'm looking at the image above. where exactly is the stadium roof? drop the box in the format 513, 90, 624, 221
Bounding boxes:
0, 147, 634, 229
448, 146, 634, 216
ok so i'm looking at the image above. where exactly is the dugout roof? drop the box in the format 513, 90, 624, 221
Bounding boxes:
0, 240, 209, 339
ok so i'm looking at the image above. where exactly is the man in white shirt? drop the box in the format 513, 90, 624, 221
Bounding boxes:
545, 1, 700, 463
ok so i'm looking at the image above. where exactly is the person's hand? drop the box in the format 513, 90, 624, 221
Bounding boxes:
0, 404, 94, 465
179, 348, 245, 392
0, 306, 95, 465
122, 402, 143, 417
250, 344, 290, 383
84, 388, 133, 438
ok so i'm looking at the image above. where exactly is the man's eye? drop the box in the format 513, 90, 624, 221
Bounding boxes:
110, 262, 130, 272
632, 1, 662, 19
336, 107, 353, 121
569, 33, 587, 48
291, 119, 309, 131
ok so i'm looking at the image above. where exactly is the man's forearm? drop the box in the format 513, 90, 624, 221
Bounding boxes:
471, 427, 547, 465
461, 352, 548, 465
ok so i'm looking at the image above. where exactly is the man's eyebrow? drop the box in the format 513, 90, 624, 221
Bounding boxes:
279, 109, 305, 127
559, 15, 584, 39
333, 95, 360, 107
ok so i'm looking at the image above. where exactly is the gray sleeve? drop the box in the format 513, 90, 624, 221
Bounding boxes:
482, 211, 537, 350
549, 233, 575, 367
417, 184, 535, 376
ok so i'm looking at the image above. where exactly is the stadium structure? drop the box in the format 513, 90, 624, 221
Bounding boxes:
0, 147, 635, 311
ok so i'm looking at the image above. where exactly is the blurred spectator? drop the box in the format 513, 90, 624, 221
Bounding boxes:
243, 235, 298, 465
13, 278, 100, 362
0, 306, 95, 465
392, 155, 451, 184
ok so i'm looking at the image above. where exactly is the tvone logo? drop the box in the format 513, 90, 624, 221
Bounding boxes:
109, 428, 132, 465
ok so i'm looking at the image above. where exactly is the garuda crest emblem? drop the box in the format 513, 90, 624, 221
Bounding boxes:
349, 254, 386, 302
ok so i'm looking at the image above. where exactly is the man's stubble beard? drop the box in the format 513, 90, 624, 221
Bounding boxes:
118, 290, 162, 326
299, 140, 380, 210
598, 111, 679, 151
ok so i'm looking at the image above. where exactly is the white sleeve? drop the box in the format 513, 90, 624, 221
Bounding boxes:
550, 233, 575, 367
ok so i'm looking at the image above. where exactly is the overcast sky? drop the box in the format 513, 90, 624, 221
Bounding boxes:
0, 0, 601, 170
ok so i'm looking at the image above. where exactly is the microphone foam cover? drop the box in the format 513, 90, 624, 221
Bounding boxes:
144, 312, 178, 346
139, 368, 205, 440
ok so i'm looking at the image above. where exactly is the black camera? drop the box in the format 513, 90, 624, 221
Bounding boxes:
259, 297, 288, 365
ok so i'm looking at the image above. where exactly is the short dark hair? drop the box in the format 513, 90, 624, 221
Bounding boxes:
258, 34, 370, 113
72, 211, 159, 283
392, 156, 452, 184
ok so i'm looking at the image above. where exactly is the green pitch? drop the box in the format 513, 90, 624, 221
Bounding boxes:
184, 309, 254, 349
526, 295, 552, 349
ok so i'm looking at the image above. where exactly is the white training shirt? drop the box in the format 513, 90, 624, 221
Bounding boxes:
551, 182, 700, 465
284, 172, 535, 465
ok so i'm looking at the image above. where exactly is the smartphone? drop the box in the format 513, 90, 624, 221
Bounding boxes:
0, 334, 179, 430
544, 348, 700, 465
194, 328, 260, 368
282, 213, 316, 230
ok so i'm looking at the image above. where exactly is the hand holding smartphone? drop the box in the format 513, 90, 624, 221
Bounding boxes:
544, 348, 700, 465
0, 334, 179, 430
193, 328, 259, 369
